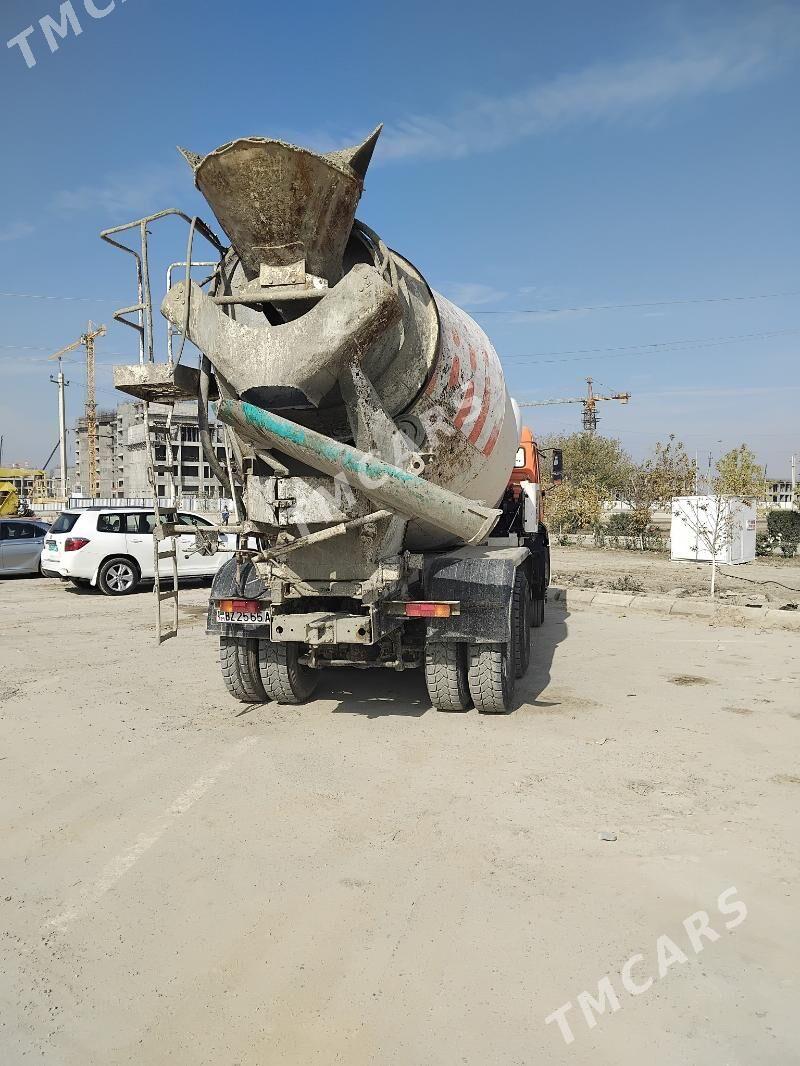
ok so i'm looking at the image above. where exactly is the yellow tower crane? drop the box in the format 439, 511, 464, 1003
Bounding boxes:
518, 377, 630, 434
49, 322, 106, 497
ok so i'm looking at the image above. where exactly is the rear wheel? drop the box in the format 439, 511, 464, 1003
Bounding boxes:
258, 641, 318, 704
98, 556, 138, 596
467, 643, 514, 714
530, 540, 548, 628
512, 571, 532, 678
424, 642, 472, 711
219, 636, 267, 703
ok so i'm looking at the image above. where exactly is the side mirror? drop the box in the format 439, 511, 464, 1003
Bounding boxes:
552, 449, 563, 484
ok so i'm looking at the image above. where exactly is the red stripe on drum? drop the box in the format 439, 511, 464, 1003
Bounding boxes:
448, 354, 461, 389
467, 375, 491, 446
454, 381, 474, 430
482, 420, 501, 457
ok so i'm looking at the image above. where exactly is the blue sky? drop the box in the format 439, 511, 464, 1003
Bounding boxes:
0, 0, 798, 475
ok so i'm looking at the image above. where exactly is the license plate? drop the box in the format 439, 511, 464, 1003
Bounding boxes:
216, 609, 269, 624
46, 540, 57, 551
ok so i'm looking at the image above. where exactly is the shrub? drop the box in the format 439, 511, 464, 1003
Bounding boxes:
755, 533, 774, 557
609, 574, 644, 593
767, 510, 800, 543
607, 512, 636, 535
605, 511, 665, 552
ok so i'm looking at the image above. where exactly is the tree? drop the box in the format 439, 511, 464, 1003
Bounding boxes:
673, 444, 764, 598
714, 445, 767, 500
672, 495, 747, 597
622, 436, 695, 549
543, 479, 605, 534
539, 433, 630, 533
539, 432, 631, 499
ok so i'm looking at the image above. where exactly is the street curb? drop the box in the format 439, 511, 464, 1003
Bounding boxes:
547, 587, 800, 632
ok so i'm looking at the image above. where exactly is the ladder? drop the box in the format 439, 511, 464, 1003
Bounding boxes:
99, 209, 228, 644
143, 401, 180, 643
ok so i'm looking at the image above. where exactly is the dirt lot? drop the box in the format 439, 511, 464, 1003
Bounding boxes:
551, 543, 800, 607
1, 575, 798, 1065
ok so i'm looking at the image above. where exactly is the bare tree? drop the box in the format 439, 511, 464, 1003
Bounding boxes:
673, 445, 763, 597
672, 495, 744, 597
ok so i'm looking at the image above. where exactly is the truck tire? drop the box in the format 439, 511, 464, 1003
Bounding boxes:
258, 640, 318, 704
513, 571, 531, 678
98, 556, 139, 596
424, 642, 472, 712
531, 548, 547, 628
467, 643, 514, 714
219, 636, 267, 703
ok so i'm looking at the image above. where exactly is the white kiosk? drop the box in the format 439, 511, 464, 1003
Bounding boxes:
671, 496, 757, 564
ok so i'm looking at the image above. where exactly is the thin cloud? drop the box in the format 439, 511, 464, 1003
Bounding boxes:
50, 163, 182, 218
379, 7, 799, 162
0, 221, 35, 242
442, 281, 508, 307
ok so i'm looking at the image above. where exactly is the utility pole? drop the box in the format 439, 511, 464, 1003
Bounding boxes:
49, 359, 70, 499
48, 323, 106, 499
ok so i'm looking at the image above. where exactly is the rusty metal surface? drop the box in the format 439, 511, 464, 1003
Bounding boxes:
183, 130, 381, 284
161, 265, 402, 410
217, 398, 501, 546
269, 611, 374, 646
112, 362, 202, 402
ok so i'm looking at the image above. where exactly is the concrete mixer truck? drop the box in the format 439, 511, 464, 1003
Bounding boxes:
107, 126, 550, 714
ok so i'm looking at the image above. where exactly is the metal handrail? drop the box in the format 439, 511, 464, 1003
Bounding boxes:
100, 209, 226, 366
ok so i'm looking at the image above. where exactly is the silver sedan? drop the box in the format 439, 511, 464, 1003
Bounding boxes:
0, 519, 51, 576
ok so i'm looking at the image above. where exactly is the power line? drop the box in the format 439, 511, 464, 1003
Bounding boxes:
502, 328, 800, 365
0, 291, 119, 303
1, 286, 799, 312
471, 290, 800, 315
2, 327, 795, 366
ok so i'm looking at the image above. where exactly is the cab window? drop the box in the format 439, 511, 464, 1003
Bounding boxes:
50, 512, 80, 534
176, 513, 211, 527
97, 513, 139, 534
3, 522, 38, 540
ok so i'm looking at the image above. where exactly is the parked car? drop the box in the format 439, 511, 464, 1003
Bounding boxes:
41, 508, 232, 595
0, 518, 51, 576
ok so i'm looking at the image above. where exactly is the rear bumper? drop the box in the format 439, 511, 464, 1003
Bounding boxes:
40, 550, 97, 583
41, 557, 70, 578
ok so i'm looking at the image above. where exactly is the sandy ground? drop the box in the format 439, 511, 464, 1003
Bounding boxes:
551, 543, 800, 606
1, 574, 798, 1065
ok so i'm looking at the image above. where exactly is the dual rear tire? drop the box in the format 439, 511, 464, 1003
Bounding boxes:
424, 570, 532, 715
219, 636, 317, 704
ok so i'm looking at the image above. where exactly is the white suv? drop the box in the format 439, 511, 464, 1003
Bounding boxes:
42, 507, 232, 595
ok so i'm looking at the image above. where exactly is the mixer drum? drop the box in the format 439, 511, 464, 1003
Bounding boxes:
171, 130, 520, 553
394, 287, 520, 550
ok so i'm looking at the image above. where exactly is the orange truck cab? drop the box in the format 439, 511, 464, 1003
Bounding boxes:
509, 426, 540, 495
490, 426, 550, 622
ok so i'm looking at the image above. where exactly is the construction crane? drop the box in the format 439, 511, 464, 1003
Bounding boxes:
518, 377, 630, 434
49, 322, 106, 496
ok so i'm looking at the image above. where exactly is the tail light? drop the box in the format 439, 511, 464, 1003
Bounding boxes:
405, 602, 452, 618
217, 599, 263, 613
64, 537, 90, 552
